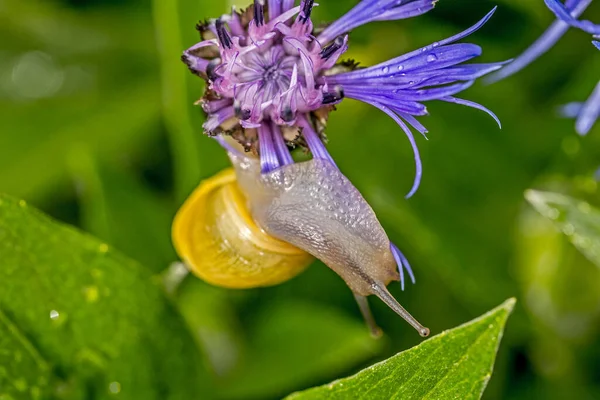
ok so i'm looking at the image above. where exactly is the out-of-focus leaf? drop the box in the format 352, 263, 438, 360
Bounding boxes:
515, 198, 600, 397
152, 0, 227, 202
0, 83, 161, 202
0, 309, 52, 399
220, 300, 384, 400
69, 146, 175, 272
526, 190, 600, 268
0, 194, 212, 399
169, 273, 243, 378
286, 298, 515, 400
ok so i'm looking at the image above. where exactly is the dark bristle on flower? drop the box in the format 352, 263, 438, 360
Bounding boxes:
195, 19, 210, 33
253, 0, 265, 26
322, 86, 345, 105
281, 107, 295, 123
320, 36, 345, 60
215, 19, 232, 49
299, 0, 314, 24
206, 59, 221, 82
235, 103, 252, 120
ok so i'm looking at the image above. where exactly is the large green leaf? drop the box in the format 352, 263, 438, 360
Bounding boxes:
0, 309, 52, 399
526, 190, 600, 268
0, 194, 212, 399
286, 298, 515, 400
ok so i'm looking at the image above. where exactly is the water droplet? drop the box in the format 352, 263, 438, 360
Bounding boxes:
109, 382, 121, 394
397, 65, 404, 71
561, 136, 580, 156
578, 202, 591, 214
13, 378, 27, 392
409, 81, 415, 85
83, 286, 99, 303
5, 51, 65, 100
546, 208, 560, 220
49, 310, 68, 327
563, 223, 575, 236
432, 41, 440, 47
420, 47, 426, 52
426, 54, 438, 62
91, 268, 103, 280
382, 66, 389, 74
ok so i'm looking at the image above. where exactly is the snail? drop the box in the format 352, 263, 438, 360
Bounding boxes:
173, 141, 430, 337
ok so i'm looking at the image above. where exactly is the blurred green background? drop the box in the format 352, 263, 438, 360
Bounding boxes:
1, 0, 600, 398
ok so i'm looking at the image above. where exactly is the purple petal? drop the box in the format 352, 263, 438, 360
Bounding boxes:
203, 107, 235, 133
369, 102, 423, 199
390, 242, 416, 291
268, 0, 281, 19
442, 96, 502, 128
317, 0, 435, 45
594, 40, 600, 50
486, 0, 593, 83
558, 101, 584, 118
298, 115, 338, 166
575, 81, 600, 135
258, 124, 281, 173
544, 0, 600, 35
271, 123, 294, 165
330, 44, 483, 82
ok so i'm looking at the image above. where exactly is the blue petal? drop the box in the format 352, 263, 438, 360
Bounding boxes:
391, 242, 416, 292
593, 40, 600, 50
317, 0, 435, 44
258, 124, 282, 173
442, 96, 502, 128
486, 0, 593, 83
575, 81, 600, 136
370, 103, 423, 199
544, 0, 600, 35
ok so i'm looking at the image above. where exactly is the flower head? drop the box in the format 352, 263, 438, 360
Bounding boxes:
182, 0, 501, 289
184, 1, 501, 195
487, 0, 599, 135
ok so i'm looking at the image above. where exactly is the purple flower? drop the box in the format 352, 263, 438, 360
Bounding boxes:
487, 0, 599, 135
183, 0, 501, 289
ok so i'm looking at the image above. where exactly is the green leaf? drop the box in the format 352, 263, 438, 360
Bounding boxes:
286, 298, 516, 400
220, 300, 384, 400
0, 194, 212, 399
0, 309, 52, 399
526, 190, 600, 268
69, 147, 176, 272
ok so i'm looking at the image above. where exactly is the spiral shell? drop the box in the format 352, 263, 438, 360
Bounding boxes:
172, 167, 314, 289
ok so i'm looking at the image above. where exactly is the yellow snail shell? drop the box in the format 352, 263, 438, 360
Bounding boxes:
173, 150, 429, 337
172, 167, 314, 289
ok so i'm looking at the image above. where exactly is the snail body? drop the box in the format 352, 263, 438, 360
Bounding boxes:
173, 150, 429, 337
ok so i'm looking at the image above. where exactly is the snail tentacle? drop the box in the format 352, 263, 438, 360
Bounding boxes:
354, 293, 382, 338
